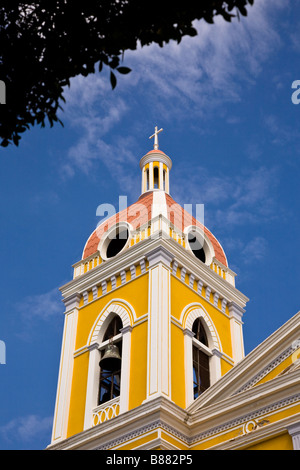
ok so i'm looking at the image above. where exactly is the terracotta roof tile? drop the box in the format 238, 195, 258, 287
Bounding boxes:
82, 191, 227, 267
165, 194, 227, 267
82, 192, 153, 258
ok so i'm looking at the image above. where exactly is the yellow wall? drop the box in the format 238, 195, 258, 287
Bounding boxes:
67, 352, 89, 438
244, 433, 293, 450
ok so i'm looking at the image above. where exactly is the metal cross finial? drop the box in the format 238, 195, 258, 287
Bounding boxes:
149, 126, 163, 150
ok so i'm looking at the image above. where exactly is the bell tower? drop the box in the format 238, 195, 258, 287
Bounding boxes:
48, 128, 248, 450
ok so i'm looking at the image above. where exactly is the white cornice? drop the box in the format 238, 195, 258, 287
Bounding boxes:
60, 233, 249, 309
139, 151, 172, 170
46, 396, 188, 450
46, 371, 300, 450
208, 412, 300, 450
188, 369, 300, 428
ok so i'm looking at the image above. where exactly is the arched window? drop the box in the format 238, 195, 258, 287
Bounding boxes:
98, 315, 123, 405
146, 169, 150, 191
192, 318, 210, 399
163, 169, 166, 191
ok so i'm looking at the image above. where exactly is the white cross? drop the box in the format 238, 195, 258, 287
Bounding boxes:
149, 126, 163, 150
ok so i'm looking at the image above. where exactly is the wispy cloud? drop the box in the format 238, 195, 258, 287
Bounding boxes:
0, 415, 52, 446
14, 288, 62, 340
59, 1, 283, 182
241, 236, 268, 264
172, 165, 279, 229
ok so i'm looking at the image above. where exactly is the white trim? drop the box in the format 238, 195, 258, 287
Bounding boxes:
88, 299, 135, 345
139, 151, 172, 171
182, 303, 222, 351
61, 235, 248, 310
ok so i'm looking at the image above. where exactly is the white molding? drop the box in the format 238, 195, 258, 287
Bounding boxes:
207, 410, 300, 450
139, 150, 172, 171
181, 303, 222, 351
147, 246, 173, 269
88, 299, 135, 345
63, 293, 81, 313
61, 236, 248, 310
92, 286, 98, 300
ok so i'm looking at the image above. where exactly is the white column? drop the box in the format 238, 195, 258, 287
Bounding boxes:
84, 343, 100, 430
165, 167, 170, 193
159, 162, 164, 190
288, 422, 300, 450
228, 301, 245, 364
145, 247, 173, 402
119, 326, 132, 413
184, 329, 194, 407
149, 162, 154, 190
51, 293, 81, 443
210, 348, 222, 383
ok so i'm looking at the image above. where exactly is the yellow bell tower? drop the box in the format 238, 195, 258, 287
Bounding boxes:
48, 128, 249, 450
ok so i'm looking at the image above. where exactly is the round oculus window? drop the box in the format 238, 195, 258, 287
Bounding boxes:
100, 224, 130, 260
187, 231, 206, 263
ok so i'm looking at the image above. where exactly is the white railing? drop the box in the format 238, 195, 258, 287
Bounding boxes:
92, 396, 120, 426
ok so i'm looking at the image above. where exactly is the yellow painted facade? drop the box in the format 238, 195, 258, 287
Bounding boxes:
48, 137, 300, 451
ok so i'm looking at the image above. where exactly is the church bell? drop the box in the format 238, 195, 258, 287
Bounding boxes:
99, 342, 121, 372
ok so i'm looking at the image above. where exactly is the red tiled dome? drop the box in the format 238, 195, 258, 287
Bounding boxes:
82, 191, 227, 267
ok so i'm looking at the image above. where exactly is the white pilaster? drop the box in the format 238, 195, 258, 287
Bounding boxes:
119, 325, 132, 413
228, 301, 245, 364
288, 422, 300, 450
184, 329, 194, 407
145, 247, 173, 402
84, 343, 100, 430
51, 293, 81, 443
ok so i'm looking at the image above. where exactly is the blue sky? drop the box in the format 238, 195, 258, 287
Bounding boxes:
0, 1, 300, 449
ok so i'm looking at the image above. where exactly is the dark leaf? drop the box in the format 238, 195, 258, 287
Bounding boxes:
116, 66, 131, 75
110, 70, 117, 90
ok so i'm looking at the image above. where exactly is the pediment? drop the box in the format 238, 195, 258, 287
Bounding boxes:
187, 311, 300, 414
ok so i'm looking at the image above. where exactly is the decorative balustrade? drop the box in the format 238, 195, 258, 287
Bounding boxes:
92, 396, 120, 426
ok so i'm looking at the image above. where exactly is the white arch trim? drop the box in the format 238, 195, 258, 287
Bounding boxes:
181, 302, 222, 352
88, 299, 136, 346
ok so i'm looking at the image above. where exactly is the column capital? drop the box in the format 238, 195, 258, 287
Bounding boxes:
147, 246, 173, 268
228, 301, 245, 323
63, 293, 81, 313
287, 422, 300, 450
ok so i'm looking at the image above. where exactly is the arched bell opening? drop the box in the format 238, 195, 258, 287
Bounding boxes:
98, 315, 123, 406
